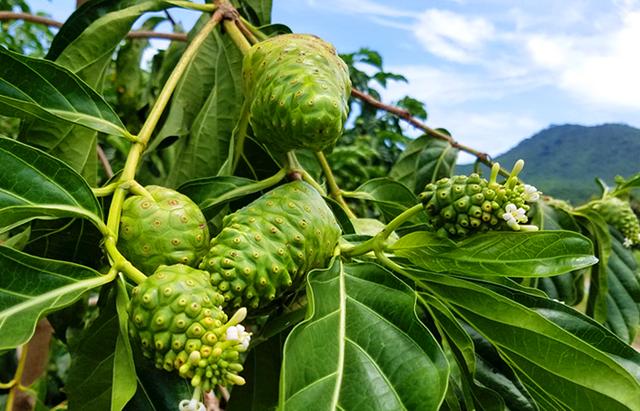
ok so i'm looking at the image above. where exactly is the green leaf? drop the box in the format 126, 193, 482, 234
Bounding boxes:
178, 175, 260, 218
234, 0, 272, 25
390, 136, 458, 194
604, 227, 640, 343
0, 137, 103, 232
0, 47, 128, 137
353, 178, 425, 222
531, 201, 586, 304
418, 272, 640, 410
574, 209, 612, 323
66, 280, 136, 411
162, 31, 244, 187
227, 331, 286, 411
0, 245, 112, 350
280, 260, 449, 410
392, 231, 597, 277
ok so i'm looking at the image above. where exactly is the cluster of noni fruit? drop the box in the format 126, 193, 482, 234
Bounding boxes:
120, 33, 350, 403
419, 160, 541, 238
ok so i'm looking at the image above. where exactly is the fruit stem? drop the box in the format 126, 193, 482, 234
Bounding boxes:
202, 168, 287, 210
223, 19, 252, 54
342, 203, 424, 257
170, 1, 216, 12
104, 237, 147, 284
239, 17, 268, 41
315, 151, 357, 220
106, 11, 223, 240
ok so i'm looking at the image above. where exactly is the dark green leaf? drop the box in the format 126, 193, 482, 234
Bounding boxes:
178, 175, 263, 218
66, 280, 136, 411
353, 178, 424, 222
393, 231, 597, 277
604, 227, 640, 343
390, 136, 458, 194
531, 201, 585, 304
418, 272, 640, 410
0, 47, 128, 137
0, 245, 112, 350
0, 137, 102, 232
280, 260, 449, 410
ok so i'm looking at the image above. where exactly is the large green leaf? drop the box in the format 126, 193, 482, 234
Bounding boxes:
168, 33, 243, 185
531, 201, 585, 304
0, 47, 129, 137
0, 137, 102, 232
417, 272, 640, 410
390, 136, 458, 194
178, 175, 261, 218
280, 260, 449, 410
0, 246, 113, 350
66, 280, 136, 411
392, 231, 597, 277
234, 0, 272, 25
604, 227, 640, 343
353, 178, 425, 223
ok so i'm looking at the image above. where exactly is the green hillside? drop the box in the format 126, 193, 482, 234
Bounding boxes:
457, 123, 640, 204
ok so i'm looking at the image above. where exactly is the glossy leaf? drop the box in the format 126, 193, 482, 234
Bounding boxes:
353, 178, 425, 223
0, 47, 128, 137
0, 245, 112, 350
418, 272, 640, 410
66, 280, 136, 411
0, 137, 102, 232
531, 201, 586, 304
280, 260, 449, 410
392, 230, 597, 277
604, 227, 640, 343
390, 136, 458, 194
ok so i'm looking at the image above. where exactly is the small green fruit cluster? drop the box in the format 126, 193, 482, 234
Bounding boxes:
242, 33, 351, 153
128, 264, 249, 391
200, 181, 341, 310
590, 196, 640, 247
118, 186, 209, 274
418, 161, 540, 238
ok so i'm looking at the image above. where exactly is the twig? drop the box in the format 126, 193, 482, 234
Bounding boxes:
0, 11, 188, 41
350, 88, 509, 176
235, 19, 258, 44
97, 144, 114, 179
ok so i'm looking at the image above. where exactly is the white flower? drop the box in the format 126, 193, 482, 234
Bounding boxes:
623, 237, 633, 248
503, 203, 528, 223
179, 399, 205, 411
523, 184, 540, 202
226, 324, 252, 350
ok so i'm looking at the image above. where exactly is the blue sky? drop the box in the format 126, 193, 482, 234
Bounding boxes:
30, 0, 640, 162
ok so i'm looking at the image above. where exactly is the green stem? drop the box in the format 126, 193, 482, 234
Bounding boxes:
106, 12, 222, 239
104, 237, 147, 284
92, 182, 119, 198
231, 100, 251, 171
223, 19, 252, 54
342, 203, 424, 257
315, 151, 356, 219
169, 1, 216, 12
239, 17, 268, 41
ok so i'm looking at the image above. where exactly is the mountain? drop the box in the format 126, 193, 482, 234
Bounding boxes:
456, 123, 640, 204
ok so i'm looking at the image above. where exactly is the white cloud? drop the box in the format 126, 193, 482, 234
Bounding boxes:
413, 10, 495, 63
524, 9, 640, 109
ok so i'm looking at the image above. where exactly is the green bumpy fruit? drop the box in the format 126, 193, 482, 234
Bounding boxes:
419, 172, 538, 238
590, 196, 640, 246
242, 33, 351, 153
118, 186, 209, 274
200, 181, 341, 310
128, 264, 249, 391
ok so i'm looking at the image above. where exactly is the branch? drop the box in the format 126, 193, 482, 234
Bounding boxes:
351, 88, 509, 176
0, 11, 188, 41
97, 144, 114, 179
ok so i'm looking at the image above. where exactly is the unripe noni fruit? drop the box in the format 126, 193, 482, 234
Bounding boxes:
418, 161, 540, 238
200, 181, 341, 310
128, 264, 250, 391
242, 33, 351, 153
590, 196, 640, 246
118, 186, 209, 273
